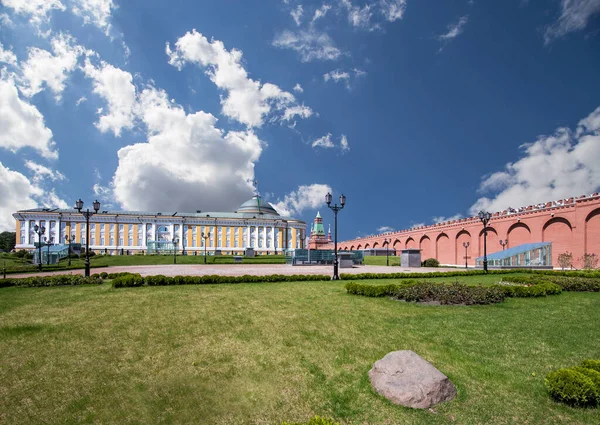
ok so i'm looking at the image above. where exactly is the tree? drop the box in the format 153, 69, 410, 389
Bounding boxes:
557, 252, 573, 270
579, 253, 599, 270
0, 231, 16, 252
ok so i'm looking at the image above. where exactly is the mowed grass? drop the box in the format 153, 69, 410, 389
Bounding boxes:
362, 255, 400, 266
1, 278, 599, 424
2, 253, 286, 274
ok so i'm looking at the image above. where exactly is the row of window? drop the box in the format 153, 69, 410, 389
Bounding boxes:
20, 221, 303, 248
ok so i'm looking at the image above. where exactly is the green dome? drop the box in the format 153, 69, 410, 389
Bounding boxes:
235, 196, 280, 216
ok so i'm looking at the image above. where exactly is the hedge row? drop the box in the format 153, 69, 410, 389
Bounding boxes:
545, 359, 600, 407
345, 281, 505, 305
112, 273, 332, 288
493, 282, 563, 297
0, 274, 102, 288
339, 269, 600, 281
345, 281, 563, 303
501, 275, 600, 292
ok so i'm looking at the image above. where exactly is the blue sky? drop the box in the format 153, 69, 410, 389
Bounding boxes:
1, 0, 599, 241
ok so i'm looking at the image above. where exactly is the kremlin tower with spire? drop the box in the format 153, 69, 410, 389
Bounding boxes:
308, 211, 332, 250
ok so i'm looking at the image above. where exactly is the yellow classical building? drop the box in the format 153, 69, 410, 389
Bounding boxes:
13, 195, 305, 255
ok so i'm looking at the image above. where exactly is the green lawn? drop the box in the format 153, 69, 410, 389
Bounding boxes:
362, 255, 400, 266
1, 253, 286, 274
1, 277, 599, 424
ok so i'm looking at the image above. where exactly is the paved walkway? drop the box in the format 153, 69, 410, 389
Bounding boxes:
8, 264, 459, 279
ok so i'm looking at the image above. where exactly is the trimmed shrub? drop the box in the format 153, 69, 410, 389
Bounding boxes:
112, 273, 332, 288
502, 275, 600, 292
545, 368, 598, 407
100, 272, 109, 279
344, 282, 405, 297
396, 282, 505, 305
571, 367, 600, 404
581, 360, 600, 373
494, 282, 562, 298
422, 258, 440, 267
282, 416, 339, 425
0, 275, 102, 288
111, 274, 144, 288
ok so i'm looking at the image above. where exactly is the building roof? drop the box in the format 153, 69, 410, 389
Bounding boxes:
235, 195, 280, 216
15, 206, 301, 223
476, 242, 551, 261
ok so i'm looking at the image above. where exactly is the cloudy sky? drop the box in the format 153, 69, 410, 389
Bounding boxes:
0, 0, 599, 239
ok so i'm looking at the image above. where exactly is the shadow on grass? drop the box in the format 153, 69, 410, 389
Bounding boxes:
0, 324, 49, 338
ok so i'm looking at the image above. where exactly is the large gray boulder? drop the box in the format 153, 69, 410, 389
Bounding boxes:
369, 350, 456, 409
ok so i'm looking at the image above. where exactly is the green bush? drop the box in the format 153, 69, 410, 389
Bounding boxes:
396, 282, 505, 305
112, 273, 332, 288
545, 368, 599, 407
111, 274, 144, 288
502, 275, 600, 292
344, 282, 407, 297
0, 275, 102, 288
571, 367, 600, 404
282, 416, 339, 425
100, 272, 109, 279
494, 282, 562, 298
422, 258, 440, 267
581, 360, 600, 373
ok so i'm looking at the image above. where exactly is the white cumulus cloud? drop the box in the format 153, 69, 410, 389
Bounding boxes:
71, 0, 116, 35
82, 57, 137, 136
272, 183, 332, 217
0, 77, 58, 159
24, 160, 66, 183
111, 86, 260, 212
0, 0, 66, 33
18, 33, 85, 100
0, 42, 18, 67
167, 29, 311, 128
470, 105, 600, 214
0, 162, 40, 231
293, 83, 303, 93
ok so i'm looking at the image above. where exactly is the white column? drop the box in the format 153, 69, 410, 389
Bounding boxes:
26, 220, 31, 245
152, 222, 156, 242
142, 223, 147, 247
246, 225, 250, 248
270, 226, 274, 249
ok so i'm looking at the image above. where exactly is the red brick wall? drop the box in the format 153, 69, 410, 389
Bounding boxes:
337, 195, 600, 268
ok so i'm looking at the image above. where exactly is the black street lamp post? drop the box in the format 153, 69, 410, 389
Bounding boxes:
499, 239, 508, 250
478, 211, 492, 272
201, 232, 210, 264
326, 192, 346, 280
75, 199, 100, 277
46, 237, 53, 265
173, 236, 179, 264
33, 224, 45, 272
462, 241, 470, 269
65, 234, 75, 266
383, 238, 391, 266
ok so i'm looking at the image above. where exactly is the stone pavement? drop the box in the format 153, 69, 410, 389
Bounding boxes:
8, 264, 460, 279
